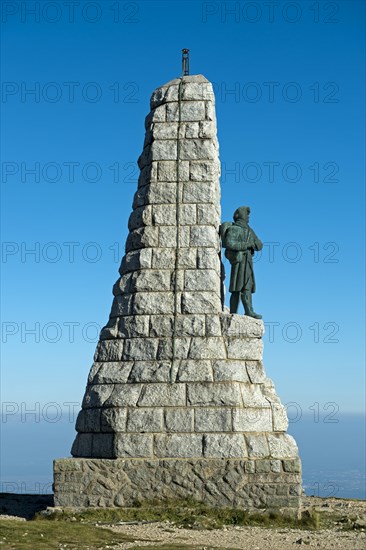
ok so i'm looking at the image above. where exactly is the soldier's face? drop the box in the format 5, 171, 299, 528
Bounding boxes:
241, 210, 249, 223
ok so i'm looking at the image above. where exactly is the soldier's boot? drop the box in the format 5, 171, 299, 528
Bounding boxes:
230, 292, 240, 314
242, 291, 262, 319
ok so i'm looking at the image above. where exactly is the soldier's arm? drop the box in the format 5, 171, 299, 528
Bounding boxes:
249, 230, 263, 251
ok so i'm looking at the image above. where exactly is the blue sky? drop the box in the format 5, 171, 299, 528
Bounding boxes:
1, 0, 365, 436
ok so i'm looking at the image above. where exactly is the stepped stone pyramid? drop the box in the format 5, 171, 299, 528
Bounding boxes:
54, 75, 302, 514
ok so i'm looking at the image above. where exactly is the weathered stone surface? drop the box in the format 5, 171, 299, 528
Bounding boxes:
100, 408, 127, 432
203, 434, 247, 458
91, 362, 133, 384
245, 434, 270, 458
122, 338, 158, 361
110, 294, 134, 318
167, 101, 206, 122
128, 361, 171, 383
175, 315, 206, 337
127, 408, 163, 432
115, 434, 153, 457
95, 340, 124, 362
138, 383, 186, 407
233, 408, 272, 432
267, 434, 299, 459
154, 434, 203, 458
177, 360, 213, 382
104, 384, 142, 407
220, 315, 264, 338
183, 181, 219, 203
189, 161, 220, 182
226, 338, 263, 361
271, 403, 289, 432
164, 409, 194, 432
184, 269, 219, 291
190, 226, 219, 248
187, 382, 242, 407
133, 292, 174, 315
82, 384, 114, 409
197, 248, 220, 270
76, 408, 101, 433
179, 139, 216, 160
119, 316, 150, 338
130, 270, 172, 292
120, 248, 152, 274
181, 292, 222, 314
188, 337, 226, 359
195, 408, 232, 432
246, 361, 266, 384
205, 315, 221, 336
212, 360, 249, 382
128, 205, 152, 230
126, 227, 159, 252
151, 248, 175, 269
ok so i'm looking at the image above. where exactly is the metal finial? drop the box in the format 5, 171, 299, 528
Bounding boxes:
182, 49, 190, 76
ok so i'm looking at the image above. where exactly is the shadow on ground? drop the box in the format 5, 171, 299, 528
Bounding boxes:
0, 493, 54, 519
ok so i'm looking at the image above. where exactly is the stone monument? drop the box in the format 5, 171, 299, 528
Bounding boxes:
54, 74, 302, 515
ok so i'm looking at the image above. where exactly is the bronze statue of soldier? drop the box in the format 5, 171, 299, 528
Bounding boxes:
220, 206, 263, 318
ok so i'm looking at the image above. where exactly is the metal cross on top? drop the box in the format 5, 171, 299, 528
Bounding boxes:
182, 48, 190, 76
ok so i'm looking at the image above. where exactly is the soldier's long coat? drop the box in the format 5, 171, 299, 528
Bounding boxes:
222, 222, 263, 293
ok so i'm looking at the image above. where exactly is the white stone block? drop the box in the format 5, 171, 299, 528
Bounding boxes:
187, 382, 242, 407
126, 227, 159, 252
82, 384, 114, 409
101, 408, 127, 432
120, 248, 152, 274
127, 408, 163, 432
104, 384, 142, 407
195, 408, 232, 432
203, 434, 247, 458
189, 161, 220, 181
233, 408, 272, 432
110, 294, 134, 317
152, 122, 178, 140
151, 140, 177, 161
245, 434, 270, 458
95, 340, 124, 362
152, 248, 175, 269
130, 269, 172, 292
267, 434, 299, 459
183, 181, 219, 203
138, 383, 186, 407
177, 360, 213, 382
115, 434, 153, 457
179, 139, 216, 161
122, 338, 158, 361
128, 361, 171, 383
212, 360, 249, 382
133, 292, 174, 315
181, 291, 222, 314
245, 361, 266, 384
154, 434, 203, 458
119, 316, 150, 338
220, 314, 264, 338
225, 338, 263, 361
164, 409, 194, 432
189, 337, 226, 360
92, 362, 133, 384
184, 269, 219, 291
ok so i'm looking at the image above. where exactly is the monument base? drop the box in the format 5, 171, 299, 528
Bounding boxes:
54, 457, 302, 516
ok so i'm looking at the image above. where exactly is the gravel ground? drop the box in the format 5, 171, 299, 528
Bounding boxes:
103, 496, 366, 550
0, 494, 365, 549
